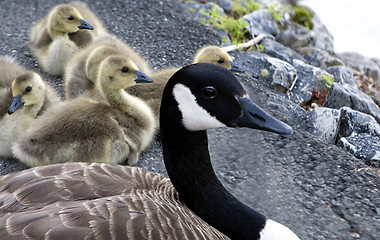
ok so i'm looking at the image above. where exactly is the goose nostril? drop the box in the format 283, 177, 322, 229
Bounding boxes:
250, 113, 265, 122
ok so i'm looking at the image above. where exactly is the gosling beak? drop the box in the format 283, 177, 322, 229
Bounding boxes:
230, 62, 245, 73
134, 71, 153, 83
78, 19, 93, 30
8, 95, 25, 115
230, 96, 293, 135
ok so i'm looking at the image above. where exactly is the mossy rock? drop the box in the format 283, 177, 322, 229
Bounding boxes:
291, 6, 314, 30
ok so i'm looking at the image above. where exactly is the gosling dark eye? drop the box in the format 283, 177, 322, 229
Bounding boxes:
68, 16, 75, 21
121, 67, 129, 73
201, 86, 217, 99
217, 59, 225, 64
25, 86, 32, 93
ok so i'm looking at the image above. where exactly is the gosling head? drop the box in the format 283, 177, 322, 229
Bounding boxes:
98, 55, 152, 92
8, 71, 46, 115
85, 46, 120, 82
48, 4, 93, 37
193, 46, 245, 73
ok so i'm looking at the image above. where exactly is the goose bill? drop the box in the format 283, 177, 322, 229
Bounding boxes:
231, 96, 293, 135
8, 95, 25, 115
78, 19, 93, 30
134, 71, 153, 83
230, 62, 245, 73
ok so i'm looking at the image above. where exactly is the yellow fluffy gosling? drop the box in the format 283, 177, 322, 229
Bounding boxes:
29, 1, 107, 76
64, 34, 152, 100
0, 56, 60, 158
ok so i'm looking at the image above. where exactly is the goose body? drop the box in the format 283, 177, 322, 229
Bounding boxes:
0, 63, 299, 239
0, 56, 60, 158
13, 56, 155, 167
126, 45, 244, 115
29, 1, 107, 76
64, 34, 152, 100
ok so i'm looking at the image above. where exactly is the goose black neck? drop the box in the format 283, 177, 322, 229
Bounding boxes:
160, 115, 266, 239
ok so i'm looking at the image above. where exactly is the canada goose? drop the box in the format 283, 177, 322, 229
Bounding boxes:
126, 45, 245, 115
64, 34, 152, 100
0, 63, 298, 239
0, 62, 60, 159
29, 1, 107, 76
13, 55, 155, 167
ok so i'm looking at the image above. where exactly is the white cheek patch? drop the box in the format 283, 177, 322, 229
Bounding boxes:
172, 83, 226, 131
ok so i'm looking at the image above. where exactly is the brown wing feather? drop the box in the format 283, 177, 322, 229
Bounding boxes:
0, 163, 228, 239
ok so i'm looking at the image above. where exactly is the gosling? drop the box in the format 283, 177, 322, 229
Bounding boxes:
29, 1, 107, 76
64, 34, 152, 100
0, 59, 60, 158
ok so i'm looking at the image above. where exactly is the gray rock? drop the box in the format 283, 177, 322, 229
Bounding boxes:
232, 51, 297, 92
307, 9, 335, 53
337, 134, 380, 167
243, 9, 278, 38
338, 107, 380, 138
261, 38, 305, 64
338, 51, 380, 85
324, 83, 380, 123
276, 7, 334, 53
326, 66, 358, 87
288, 59, 330, 104
276, 20, 313, 49
297, 46, 344, 69
306, 107, 341, 143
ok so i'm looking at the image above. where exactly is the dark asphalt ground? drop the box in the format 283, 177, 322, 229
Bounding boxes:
0, 0, 379, 239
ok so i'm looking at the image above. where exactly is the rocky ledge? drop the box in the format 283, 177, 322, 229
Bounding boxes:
183, 0, 380, 167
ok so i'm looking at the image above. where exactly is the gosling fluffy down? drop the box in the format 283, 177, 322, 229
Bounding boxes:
0, 56, 60, 158
64, 34, 152, 100
13, 55, 156, 167
126, 45, 244, 115
29, 1, 107, 76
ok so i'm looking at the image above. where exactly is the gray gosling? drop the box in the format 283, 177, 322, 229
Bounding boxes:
0, 56, 60, 158
126, 45, 245, 116
29, 1, 107, 76
64, 34, 152, 100
13, 55, 156, 167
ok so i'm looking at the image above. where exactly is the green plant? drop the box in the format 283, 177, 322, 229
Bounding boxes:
200, 5, 248, 45
291, 6, 314, 30
254, 43, 265, 52
322, 74, 334, 88
231, 0, 260, 18
267, 3, 291, 22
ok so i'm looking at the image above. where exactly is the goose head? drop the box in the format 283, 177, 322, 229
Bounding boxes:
8, 71, 46, 115
97, 55, 152, 94
161, 62, 291, 134
47, 4, 93, 38
193, 46, 245, 73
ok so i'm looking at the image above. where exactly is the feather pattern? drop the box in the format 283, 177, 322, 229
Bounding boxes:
0, 162, 228, 239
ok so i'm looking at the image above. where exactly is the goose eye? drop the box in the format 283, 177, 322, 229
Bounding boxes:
68, 16, 75, 21
25, 86, 32, 93
121, 67, 129, 73
202, 86, 217, 99
217, 59, 225, 64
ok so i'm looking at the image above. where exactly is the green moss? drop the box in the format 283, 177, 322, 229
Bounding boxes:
291, 6, 314, 30
200, 5, 248, 45
232, 0, 260, 18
